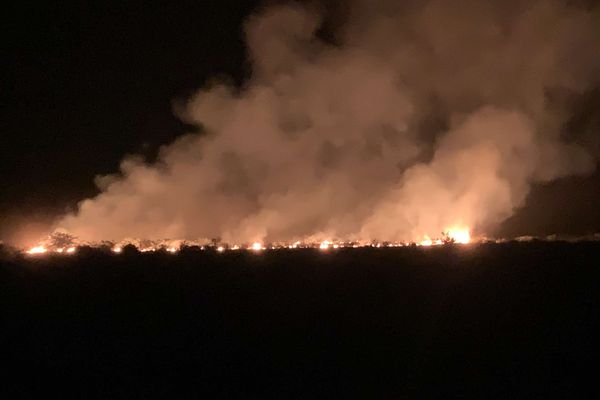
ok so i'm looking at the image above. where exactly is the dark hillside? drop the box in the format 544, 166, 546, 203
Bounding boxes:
2, 243, 599, 398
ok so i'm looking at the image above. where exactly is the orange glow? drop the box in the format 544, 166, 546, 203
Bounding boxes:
27, 246, 47, 255
419, 237, 433, 247
446, 228, 471, 244
20, 231, 476, 256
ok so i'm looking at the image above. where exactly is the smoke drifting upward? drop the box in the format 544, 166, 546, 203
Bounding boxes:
57, 0, 599, 243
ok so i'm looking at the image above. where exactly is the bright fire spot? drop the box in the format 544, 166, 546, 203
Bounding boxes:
112, 246, 122, 253
66, 247, 76, 254
27, 246, 47, 255
447, 228, 471, 244
217, 246, 225, 252
167, 247, 177, 253
251, 242, 263, 251
419, 237, 433, 247
320, 240, 330, 250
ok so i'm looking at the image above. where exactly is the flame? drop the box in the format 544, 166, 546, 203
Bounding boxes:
27, 246, 47, 254
419, 236, 433, 247
446, 228, 471, 244
21, 227, 474, 256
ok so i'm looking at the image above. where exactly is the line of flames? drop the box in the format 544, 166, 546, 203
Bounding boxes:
24, 229, 472, 256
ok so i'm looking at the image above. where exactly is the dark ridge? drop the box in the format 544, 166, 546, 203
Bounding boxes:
2, 242, 599, 398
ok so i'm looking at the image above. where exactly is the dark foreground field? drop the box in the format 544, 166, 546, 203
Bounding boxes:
2, 242, 600, 398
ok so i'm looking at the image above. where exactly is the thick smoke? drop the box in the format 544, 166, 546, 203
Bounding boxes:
58, 0, 599, 243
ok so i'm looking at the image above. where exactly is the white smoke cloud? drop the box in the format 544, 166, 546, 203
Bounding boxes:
57, 0, 599, 243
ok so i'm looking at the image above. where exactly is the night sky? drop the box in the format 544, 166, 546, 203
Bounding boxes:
2, 0, 600, 243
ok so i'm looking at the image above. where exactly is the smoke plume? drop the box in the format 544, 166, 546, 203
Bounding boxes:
57, 0, 600, 243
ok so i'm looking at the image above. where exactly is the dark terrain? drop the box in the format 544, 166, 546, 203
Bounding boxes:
2, 242, 599, 398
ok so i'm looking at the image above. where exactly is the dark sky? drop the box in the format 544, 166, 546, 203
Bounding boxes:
2, 0, 599, 243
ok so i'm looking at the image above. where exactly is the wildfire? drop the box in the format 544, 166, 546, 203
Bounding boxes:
418, 227, 471, 246
419, 236, 433, 247
26, 245, 77, 255
446, 228, 471, 244
27, 246, 47, 255
22, 227, 475, 256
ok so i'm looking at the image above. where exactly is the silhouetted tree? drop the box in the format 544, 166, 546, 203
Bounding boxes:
48, 232, 77, 248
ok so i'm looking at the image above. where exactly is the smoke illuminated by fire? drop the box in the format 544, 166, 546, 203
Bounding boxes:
22, 0, 599, 246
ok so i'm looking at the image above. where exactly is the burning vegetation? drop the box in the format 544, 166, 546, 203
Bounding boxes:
24, 228, 475, 255
21, 228, 600, 256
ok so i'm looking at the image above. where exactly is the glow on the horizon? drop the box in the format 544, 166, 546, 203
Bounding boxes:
27, 246, 47, 255
446, 228, 471, 244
